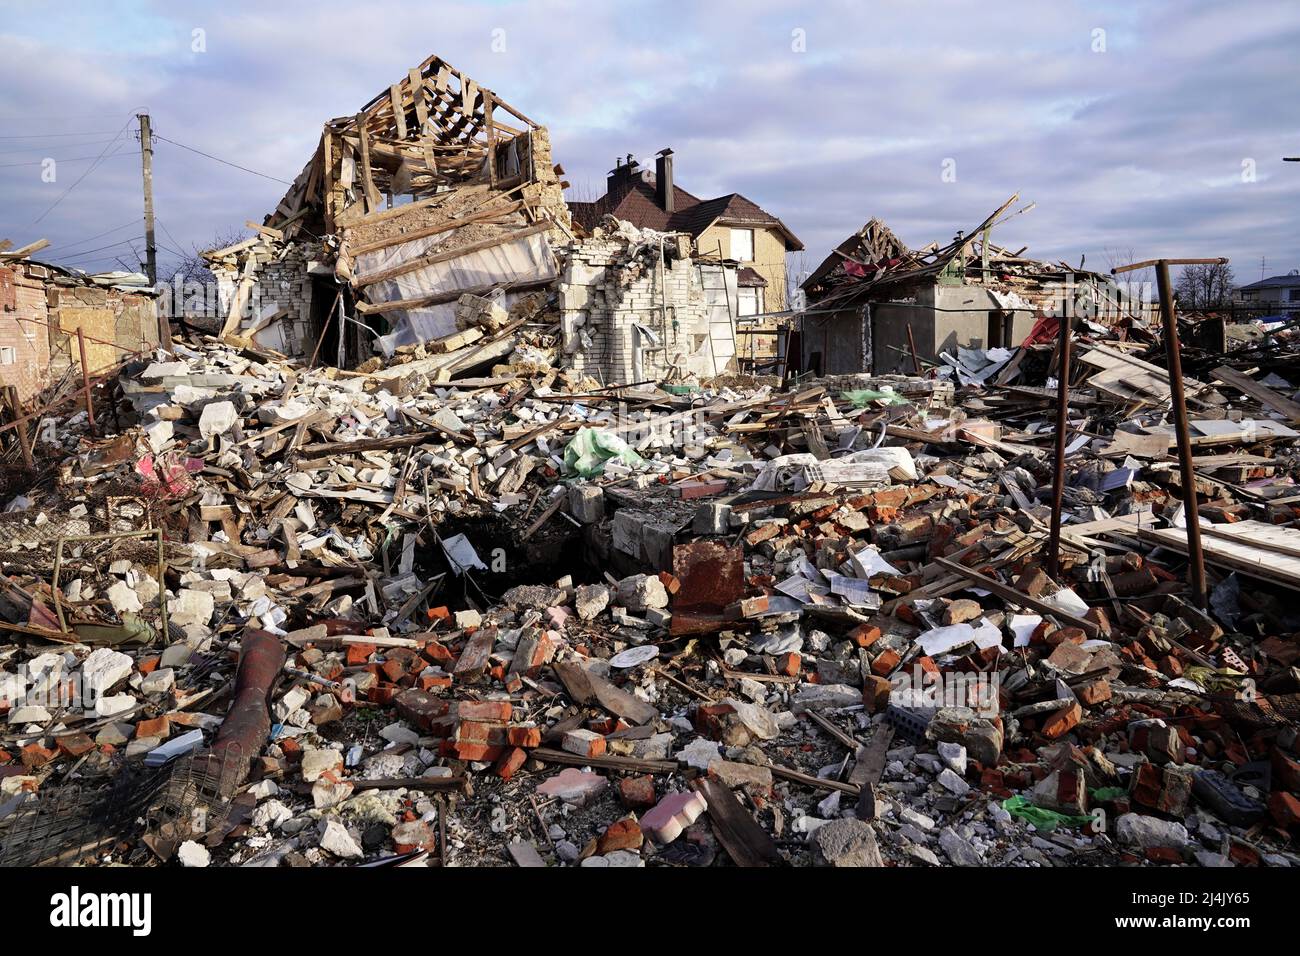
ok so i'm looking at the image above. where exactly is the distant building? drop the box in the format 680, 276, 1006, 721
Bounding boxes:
567, 149, 803, 312
1235, 272, 1300, 313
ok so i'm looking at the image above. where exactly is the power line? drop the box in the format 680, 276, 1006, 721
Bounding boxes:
152, 134, 292, 185
153, 219, 190, 259
33, 114, 136, 224
0, 137, 122, 156
44, 219, 140, 253
47, 236, 142, 260
0, 129, 123, 139
0, 147, 134, 169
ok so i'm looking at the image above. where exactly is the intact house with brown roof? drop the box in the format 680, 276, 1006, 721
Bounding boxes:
568, 150, 802, 372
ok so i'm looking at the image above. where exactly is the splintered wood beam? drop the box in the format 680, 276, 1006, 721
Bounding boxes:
348, 199, 525, 256
355, 113, 381, 213
410, 68, 429, 131
389, 84, 407, 140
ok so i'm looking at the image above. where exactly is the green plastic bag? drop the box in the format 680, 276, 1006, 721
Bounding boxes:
1089, 786, 1127, 802
1001, 795, 1093, 833
562, 427, 645, 477
840, 388, 910, 407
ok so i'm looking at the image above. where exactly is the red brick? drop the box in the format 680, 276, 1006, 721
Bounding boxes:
1268, 790, 1300, 829
457, 700, 513, 722
453, 742, 504, 762
56, 733, 96, 757
596, 816, 644, 854
346, 642, 376, 666
862, 675, 891, 713
134, 716, 170, 740
422, 641, 454, 665
849, 624, 882, 648
618, 774, 656, 809
1076, 679, 1112, 707
507, 725, 542, 748
494, 747, 527, 781
455, 720, 508, 746
1042, 700, 1082, 739
777, 652, 801, 676
871, 648, 901, 677
20, 743, 55, 768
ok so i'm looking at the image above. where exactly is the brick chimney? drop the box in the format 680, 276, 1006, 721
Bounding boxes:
655, 148, 674, 213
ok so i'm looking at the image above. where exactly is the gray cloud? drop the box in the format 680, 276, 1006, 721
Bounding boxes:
1, 0, 1297, 284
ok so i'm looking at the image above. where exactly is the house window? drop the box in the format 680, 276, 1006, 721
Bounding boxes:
1289, 288, 1300, 302
0, 346, 14, 365
730, 228, 754, 262
737, 287, 762, 316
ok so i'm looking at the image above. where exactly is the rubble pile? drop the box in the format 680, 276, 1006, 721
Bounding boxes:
2, 325, 1300, 869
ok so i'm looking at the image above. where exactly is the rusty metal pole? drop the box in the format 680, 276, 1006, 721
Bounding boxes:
1155, 259, 1207, 608
75, 327, 96, 433
905, 322, 923, 375
1046, 308, 1073, 579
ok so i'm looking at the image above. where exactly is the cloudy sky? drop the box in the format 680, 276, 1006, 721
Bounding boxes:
2, 0, 1298, 285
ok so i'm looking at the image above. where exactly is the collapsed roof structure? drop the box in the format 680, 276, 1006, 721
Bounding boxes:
798, 195, 1156, 377
206, 52, 572, 365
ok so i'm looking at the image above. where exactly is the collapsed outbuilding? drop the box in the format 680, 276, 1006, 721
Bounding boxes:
797, 196, 1155, 377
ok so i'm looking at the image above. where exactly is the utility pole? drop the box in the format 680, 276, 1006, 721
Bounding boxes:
137, 114, 157, 287
137, 113, 170, 347
1112, 256, 1229, 610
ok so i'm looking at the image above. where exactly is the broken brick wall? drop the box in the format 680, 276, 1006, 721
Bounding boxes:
558, 233, 726, 385
0, 265, 52, 404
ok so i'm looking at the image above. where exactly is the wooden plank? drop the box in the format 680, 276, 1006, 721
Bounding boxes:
409, 68, 429, 131
1200, 519, 1300, 560
1212, 364, 1300, 424
452, 626, 495, 681
1139, 526, 1300, 591
850, 724, 894, 819
389, 84, 407, 140
691, 777, 785, 867
530, 747, 676, 774
349, 200, 525, 257
932, 556, 1099, 637
355, 113, 381, 213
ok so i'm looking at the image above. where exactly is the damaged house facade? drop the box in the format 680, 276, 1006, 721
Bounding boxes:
204, 59, 758, 385
569, 150, 804, 375
0, 255, 160, 404
206, 52, 572, 373
798, 195, 1152, 377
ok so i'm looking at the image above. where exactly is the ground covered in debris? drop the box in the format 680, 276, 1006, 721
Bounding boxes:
2, 326, 1300, 869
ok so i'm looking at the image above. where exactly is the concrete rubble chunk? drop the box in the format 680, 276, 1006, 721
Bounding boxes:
812, 819, 884, 867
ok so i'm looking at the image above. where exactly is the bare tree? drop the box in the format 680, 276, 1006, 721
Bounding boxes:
1175, 262, 1236, 310
162, 227, 247, 285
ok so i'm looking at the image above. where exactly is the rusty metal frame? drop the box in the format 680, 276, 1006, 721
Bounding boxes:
51, 528, 169, 637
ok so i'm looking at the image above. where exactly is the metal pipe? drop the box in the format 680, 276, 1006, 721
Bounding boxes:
905, 322, 922, 374
1155, 260, 1208, 608
1046, 310, 1073, 578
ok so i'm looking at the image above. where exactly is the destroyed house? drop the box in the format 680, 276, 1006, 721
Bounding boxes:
0, 255, 161, 405
797, 195, 1147, 377
207, 52, 572, 369
205, 60, 761, 387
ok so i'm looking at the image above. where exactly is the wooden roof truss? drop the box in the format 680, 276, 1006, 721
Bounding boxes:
267, 53, 541, 239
